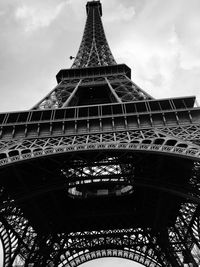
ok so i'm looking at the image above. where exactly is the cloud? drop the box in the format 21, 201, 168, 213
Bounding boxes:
111, 0, 200, 102
104, 2, 135, 23
15, 1, 67, 32
0, 0, 200, 112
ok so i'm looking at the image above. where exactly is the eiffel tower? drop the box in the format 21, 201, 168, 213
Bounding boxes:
0, 1, 200, 266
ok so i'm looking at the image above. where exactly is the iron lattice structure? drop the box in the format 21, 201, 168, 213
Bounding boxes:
0, 1, 200, 266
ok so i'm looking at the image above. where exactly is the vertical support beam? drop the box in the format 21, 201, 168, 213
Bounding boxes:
174, 225, 198, 267
62, 80, 82, 108
105, 77, 122, 103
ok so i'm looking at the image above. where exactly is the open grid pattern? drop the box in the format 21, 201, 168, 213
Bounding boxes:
33, 74, 152, 110
0, 0, 200, 266
71, 1, 116, 68
0, 128, 200, 167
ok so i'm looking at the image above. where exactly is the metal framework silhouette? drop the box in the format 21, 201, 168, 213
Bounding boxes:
0, 1, 200, 266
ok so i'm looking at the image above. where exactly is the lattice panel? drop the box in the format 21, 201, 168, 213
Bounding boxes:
0, 129, 198, 152
54, 229, 171, 267
159, 125, 200, 145
33, 79, 81, 109
0, 220, 17, 267
1, 206, 38, 266
107, 75, 151, 101
34, 73, 153, 110
1, 128, 200, 168
167, 163, 200, 266
72, 2, 116, 68
0, 0, 200, 265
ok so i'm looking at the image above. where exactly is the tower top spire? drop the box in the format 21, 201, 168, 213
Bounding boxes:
86, 0, 102, 16
34, 0, 152, 110
71, 0, 116, 68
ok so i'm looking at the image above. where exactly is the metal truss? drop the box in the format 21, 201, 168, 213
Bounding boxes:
0, 140, 200, 266
165, 162, 200, 266
159, 125, 200, 145
0, 200, 37, 266
0, 128, 200, 168
106, 75, 151, 102
0, 0, 200, 266
0, 218, 172, 267
71, 1, 116, 68
33, 74, 151, 109
57, 229, 170, 267
0, 157, 200, 266
0, 184, 177, 267
0, 219, 17, 266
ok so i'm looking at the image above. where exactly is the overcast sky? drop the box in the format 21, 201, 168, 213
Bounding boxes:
0, 0, 200, 113
81, 258, 143, 267
0, 0, 200, 266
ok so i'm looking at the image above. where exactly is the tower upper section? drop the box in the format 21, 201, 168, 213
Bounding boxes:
33, 0, 152, 109
71, 0, 117, 68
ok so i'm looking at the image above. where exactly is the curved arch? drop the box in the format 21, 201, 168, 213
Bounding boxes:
165, 139, 178, 146
153, 138, 165, 145
0, 141, 200, 168
21, 149, 31, 155
141, 139, 152, 144
77, 257, 144, 267
0, 153, 7, 160
59, 249, 162, 267
8, 150, 19, 157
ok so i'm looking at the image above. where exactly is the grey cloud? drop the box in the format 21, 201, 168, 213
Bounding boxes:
0, 0, 200, 111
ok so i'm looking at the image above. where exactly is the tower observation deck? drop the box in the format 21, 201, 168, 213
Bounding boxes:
0, 1, 200, 266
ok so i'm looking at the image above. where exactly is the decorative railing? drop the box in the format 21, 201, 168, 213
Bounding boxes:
0, 142, 200, 167
59, 249, 162, 267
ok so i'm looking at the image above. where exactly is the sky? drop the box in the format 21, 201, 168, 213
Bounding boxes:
80, 258, 143, 267
0, 0, 200, 113
0, 0, 200, 266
